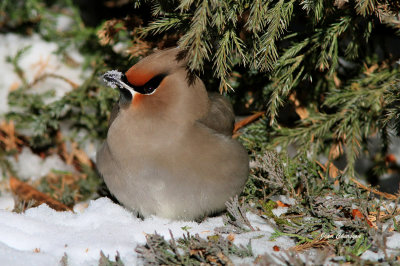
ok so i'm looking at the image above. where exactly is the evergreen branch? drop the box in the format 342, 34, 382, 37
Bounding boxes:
177, 0, 195, 12
272, 68, 399, 172
213, 30, 247, 92
301, 0, 325, 24
356, 0, 377, 16
6, 45, 32, 87
266, 37, 309, 125
142, 15, 185, 35
267, 55, 304, 125
178, 0, 211, 72
256, 0, 295, 71
214, 31, 233, 91
314, 16, 351, 72
231, 30, 246, 64
245, 0, 269, 33
210, 1, 228, 32
150, 1, 163, 16
375, 4, 400, 29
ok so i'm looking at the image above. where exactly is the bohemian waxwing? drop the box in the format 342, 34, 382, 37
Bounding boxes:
97, 48, 249, 221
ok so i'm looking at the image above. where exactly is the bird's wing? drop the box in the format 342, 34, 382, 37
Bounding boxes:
197, 92, 235, 136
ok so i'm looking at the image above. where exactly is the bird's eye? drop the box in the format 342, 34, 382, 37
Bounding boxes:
134, 74, 165, 95
118, 73, 165, 95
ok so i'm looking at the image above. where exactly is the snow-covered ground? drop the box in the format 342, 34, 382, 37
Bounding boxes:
0, 195, 398, 265
0, 197, 292, 265
1, 33, 400, 265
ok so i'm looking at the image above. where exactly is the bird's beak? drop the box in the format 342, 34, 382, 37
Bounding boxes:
103, 70, 136, 97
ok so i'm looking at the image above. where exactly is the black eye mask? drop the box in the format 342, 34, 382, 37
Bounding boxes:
120, 74, 165, 95
103, 70, 166, 95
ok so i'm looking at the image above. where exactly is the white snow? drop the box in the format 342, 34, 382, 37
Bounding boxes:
10, 147, 75, 181
0, 192, 14, 211
361, 250, 385, 261
0, 197, 295, 265
361, 231, 400, 262
56, 15, 74, 32
386, 232, 400, 249
0, 33, 86, 116
272, 207, 289, 217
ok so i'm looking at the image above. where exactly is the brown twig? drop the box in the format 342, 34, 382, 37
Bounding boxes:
233, 111, 265, 138
350, 177, 398, 200
9, 176, 72, 212
289, 237, 332, 252
30, 73, 79, 89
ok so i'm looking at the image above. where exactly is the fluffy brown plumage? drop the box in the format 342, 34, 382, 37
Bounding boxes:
97, 48, 249, 220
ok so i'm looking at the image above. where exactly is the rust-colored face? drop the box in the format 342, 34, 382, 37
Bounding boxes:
103, 48, 185, 107
103, 69, 166, 107
123, 72, 165, 95
125, 66, 155, 87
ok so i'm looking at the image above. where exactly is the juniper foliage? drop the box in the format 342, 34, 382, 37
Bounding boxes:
136, 230, 253, 265
139, 0, 400, 177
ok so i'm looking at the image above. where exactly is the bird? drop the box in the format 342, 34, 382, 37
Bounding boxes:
97, 48, 249, 221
